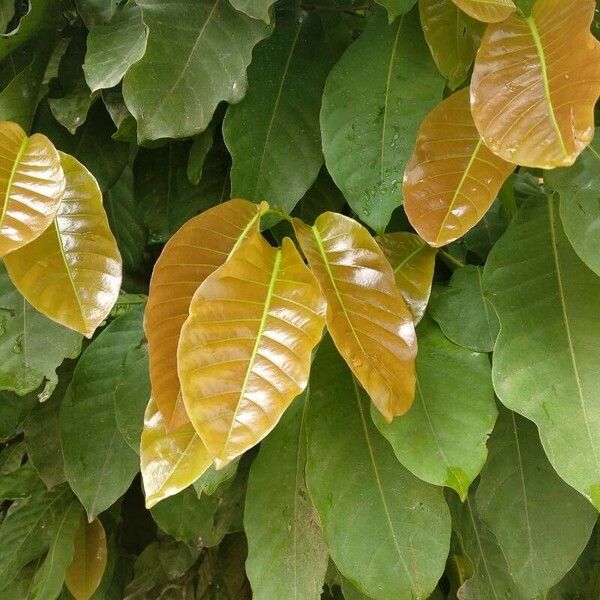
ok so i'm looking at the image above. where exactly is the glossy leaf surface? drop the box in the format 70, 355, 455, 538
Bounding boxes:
145, 199, 265, 430
223, 11, 332, 213
450, 0, 514, 22
476, 407, 597, 597
178, 233, 326, 467
0, 120, 64, 256
123, 0, 272, 141
430, 265, 500, 352
245, 391, 328, 600
377, 231, 436, 323
373, 318, 496, 499
320, 8, 444, 232
419, 0, 484, 89
65, 517, 108, 600
404, 88, 514, 246
470, 0, 600, 168
140, 398, 212, 509
305, 336, 451, 600
229, 0, 275, 22
5, 152, 122, 338
293, 212, 417, 421
484, 196, 600, 509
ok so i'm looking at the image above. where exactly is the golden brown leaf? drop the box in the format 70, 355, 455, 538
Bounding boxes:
450, 0, 515, 23
4, 152, 121, 337
377, 232, 437, 323
0, 121, 65, 256
178, 233, 326, 468
140, 397, 211, 508
404, 88, 514, 246
145, 199, 267, 431
65, 517, 107, 600
470, 0, 600, 168
293, 212, 417, 422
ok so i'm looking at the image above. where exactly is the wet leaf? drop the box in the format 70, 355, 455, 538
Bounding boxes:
470, 0, 600, 168
377, 231, 436, 323
178, 233, 326, 467
145, 199, 265, 430
5, 152, 122, 338
404, 87, 514, 247
293, 212, 416, 421
449, 0, 515, 22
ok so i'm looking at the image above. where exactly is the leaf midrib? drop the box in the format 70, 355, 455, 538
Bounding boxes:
0, 135, 29, 230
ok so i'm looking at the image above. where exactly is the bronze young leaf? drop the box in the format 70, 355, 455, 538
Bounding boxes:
450, 0, 515, 23
0, 121, 65, 257
470, 0, 600, 168
178, 232, 326, 468
4, 152, 121, 338
404, 87, 514, 247
293, 212, 417, 422
145, 199, 267, 431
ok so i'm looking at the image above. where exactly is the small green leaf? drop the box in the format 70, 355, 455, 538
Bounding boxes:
462, 199, 509, 260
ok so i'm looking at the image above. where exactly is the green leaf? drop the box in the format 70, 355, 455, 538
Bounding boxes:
0, 462, 46, 501
83, 1, 147, 93
193, 460, 239, 498
320, 7, 444, 232
31, 500, 83, 600
544, 131, 600, 276
375, 0, 417, 22
60, 308, 145, 519
75, 0, 118, 26
245, 390, 329, 600
291, 166, 346, 225
305, 336, 450, 600
448, 489, 525, 600
373, 317, 497, 499
0, 1, 15, 31
462, 199, 509, 260
0, 264, 82, 398
223, 10, 332, 213
430, 265, 500, 352
228, 0, 276, 23
123, 0, 272, 141
484, 195, 600, 510
187, 125, 215, 185
0, 440, 26, 474
476, 407, 597, 597
0, 391, 37, 440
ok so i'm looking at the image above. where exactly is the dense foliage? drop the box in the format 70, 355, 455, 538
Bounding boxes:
0, 0, 599, 598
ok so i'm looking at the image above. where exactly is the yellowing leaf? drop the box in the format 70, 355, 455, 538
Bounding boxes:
0, 121, 65, 256
293, 212, 417, 422
4, 153, 121, 338
470, 0, 600, 168
145, 199, 266, 431
450, 0, 515, 23
65, 517, 107, 600
377, 232, 436, 323
404, 87, 514, 246
178, 233, 326, 468
140, 397, 211, 509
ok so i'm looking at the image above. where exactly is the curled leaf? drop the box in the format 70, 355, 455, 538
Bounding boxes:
0, 121, 65, 256
404, 87, 514, 246
4, 152, 122, 337
293, 212, 417, 421
450, 0, 515, 23
140, 397, 211, 509
470, 0, 600, 168
178, 233, 326, 468
145, 199, 266, 431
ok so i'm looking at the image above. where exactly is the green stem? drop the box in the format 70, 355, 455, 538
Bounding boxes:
439, 250, 465, 270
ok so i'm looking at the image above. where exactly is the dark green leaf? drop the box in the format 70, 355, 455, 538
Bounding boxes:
291, 166, 346, 225
187, 125, 215, 185
462, 199, 509, 260
375, 0, 417, 22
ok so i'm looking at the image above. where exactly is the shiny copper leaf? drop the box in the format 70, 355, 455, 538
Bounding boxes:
404, 87, 514, 246
65, 517, 107, 600
140, 397, 211, 509
145, 199, 267, 431
0, 121, 65, 256
470, 0, 600, 168
450, 0, 515, 23
4, 152, 121, 337
377, 232, 437, 323
293, 212, 417, 421
178, 233, 326, 468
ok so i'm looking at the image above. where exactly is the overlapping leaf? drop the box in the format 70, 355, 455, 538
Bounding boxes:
404, 88, 514, 246
450, 0, 514, 22
178, 233, 326, 468
5, 152, 122, 337
145, 199, 266, 431
140, 398, 212, 509
293, 212, 417, 421
470, 0, 600, 168
0, 120, 64, 256
377, 231, 436, 323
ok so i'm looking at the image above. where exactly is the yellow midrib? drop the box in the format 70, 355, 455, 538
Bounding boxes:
0, 136, 29, 229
